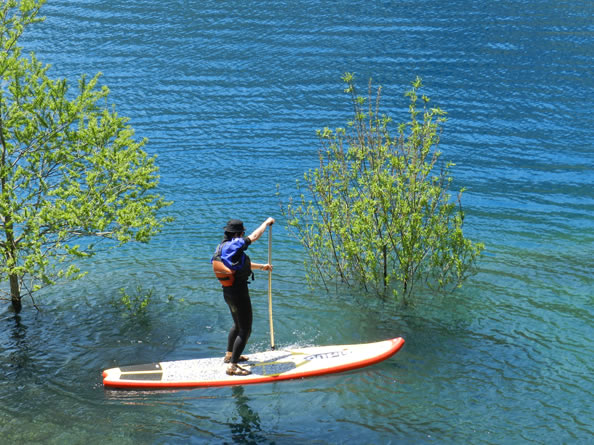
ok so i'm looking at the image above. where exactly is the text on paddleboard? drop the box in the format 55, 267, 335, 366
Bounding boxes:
304, 350, 352, 361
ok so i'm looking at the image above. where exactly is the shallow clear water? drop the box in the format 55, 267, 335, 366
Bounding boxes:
1, 0, 593, 443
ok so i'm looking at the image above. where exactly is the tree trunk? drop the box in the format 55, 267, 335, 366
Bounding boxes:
3, 212, 22, 312
9, 273, 21, 313
383, 245, 388, 289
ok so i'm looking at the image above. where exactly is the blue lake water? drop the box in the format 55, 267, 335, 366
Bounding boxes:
1, 0, 593, 443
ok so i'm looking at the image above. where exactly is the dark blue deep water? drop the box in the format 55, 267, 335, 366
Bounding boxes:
2, 1, 593, 443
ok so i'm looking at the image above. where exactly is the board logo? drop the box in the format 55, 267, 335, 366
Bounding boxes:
304, 350, 352, 361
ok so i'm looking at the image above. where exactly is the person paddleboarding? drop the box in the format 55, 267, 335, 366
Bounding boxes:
211, 217, 274, 376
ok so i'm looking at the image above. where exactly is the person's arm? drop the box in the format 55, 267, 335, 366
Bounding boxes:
247, 217, 274, 243
251, 262, 273, 271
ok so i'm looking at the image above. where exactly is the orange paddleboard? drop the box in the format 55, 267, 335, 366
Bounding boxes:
102, 338, 405, 389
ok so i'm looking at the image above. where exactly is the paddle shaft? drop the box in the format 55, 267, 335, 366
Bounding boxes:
268, 224, 275, 350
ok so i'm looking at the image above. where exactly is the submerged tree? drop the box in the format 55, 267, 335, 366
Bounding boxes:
284, 73, 483, 304
1, 0, 171, 312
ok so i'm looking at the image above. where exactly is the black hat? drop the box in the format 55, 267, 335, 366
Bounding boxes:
224, 219, 245, 233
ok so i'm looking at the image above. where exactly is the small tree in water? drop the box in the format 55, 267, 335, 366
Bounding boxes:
284, 74, 483, 304
0, 1, 171, 312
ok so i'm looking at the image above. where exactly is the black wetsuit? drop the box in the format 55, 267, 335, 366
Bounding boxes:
213, 236, 253, 364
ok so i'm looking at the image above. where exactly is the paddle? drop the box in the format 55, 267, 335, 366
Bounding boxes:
268, 223, 275, 350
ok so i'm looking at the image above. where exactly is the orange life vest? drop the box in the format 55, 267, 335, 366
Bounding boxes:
212, 238, 252, 287
212, 259, 235, 287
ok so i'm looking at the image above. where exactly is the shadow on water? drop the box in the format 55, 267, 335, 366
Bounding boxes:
1, 311, 33, 381
103, 384, 275, 444
225, 385, 269, 445
110, 385, 273, 444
